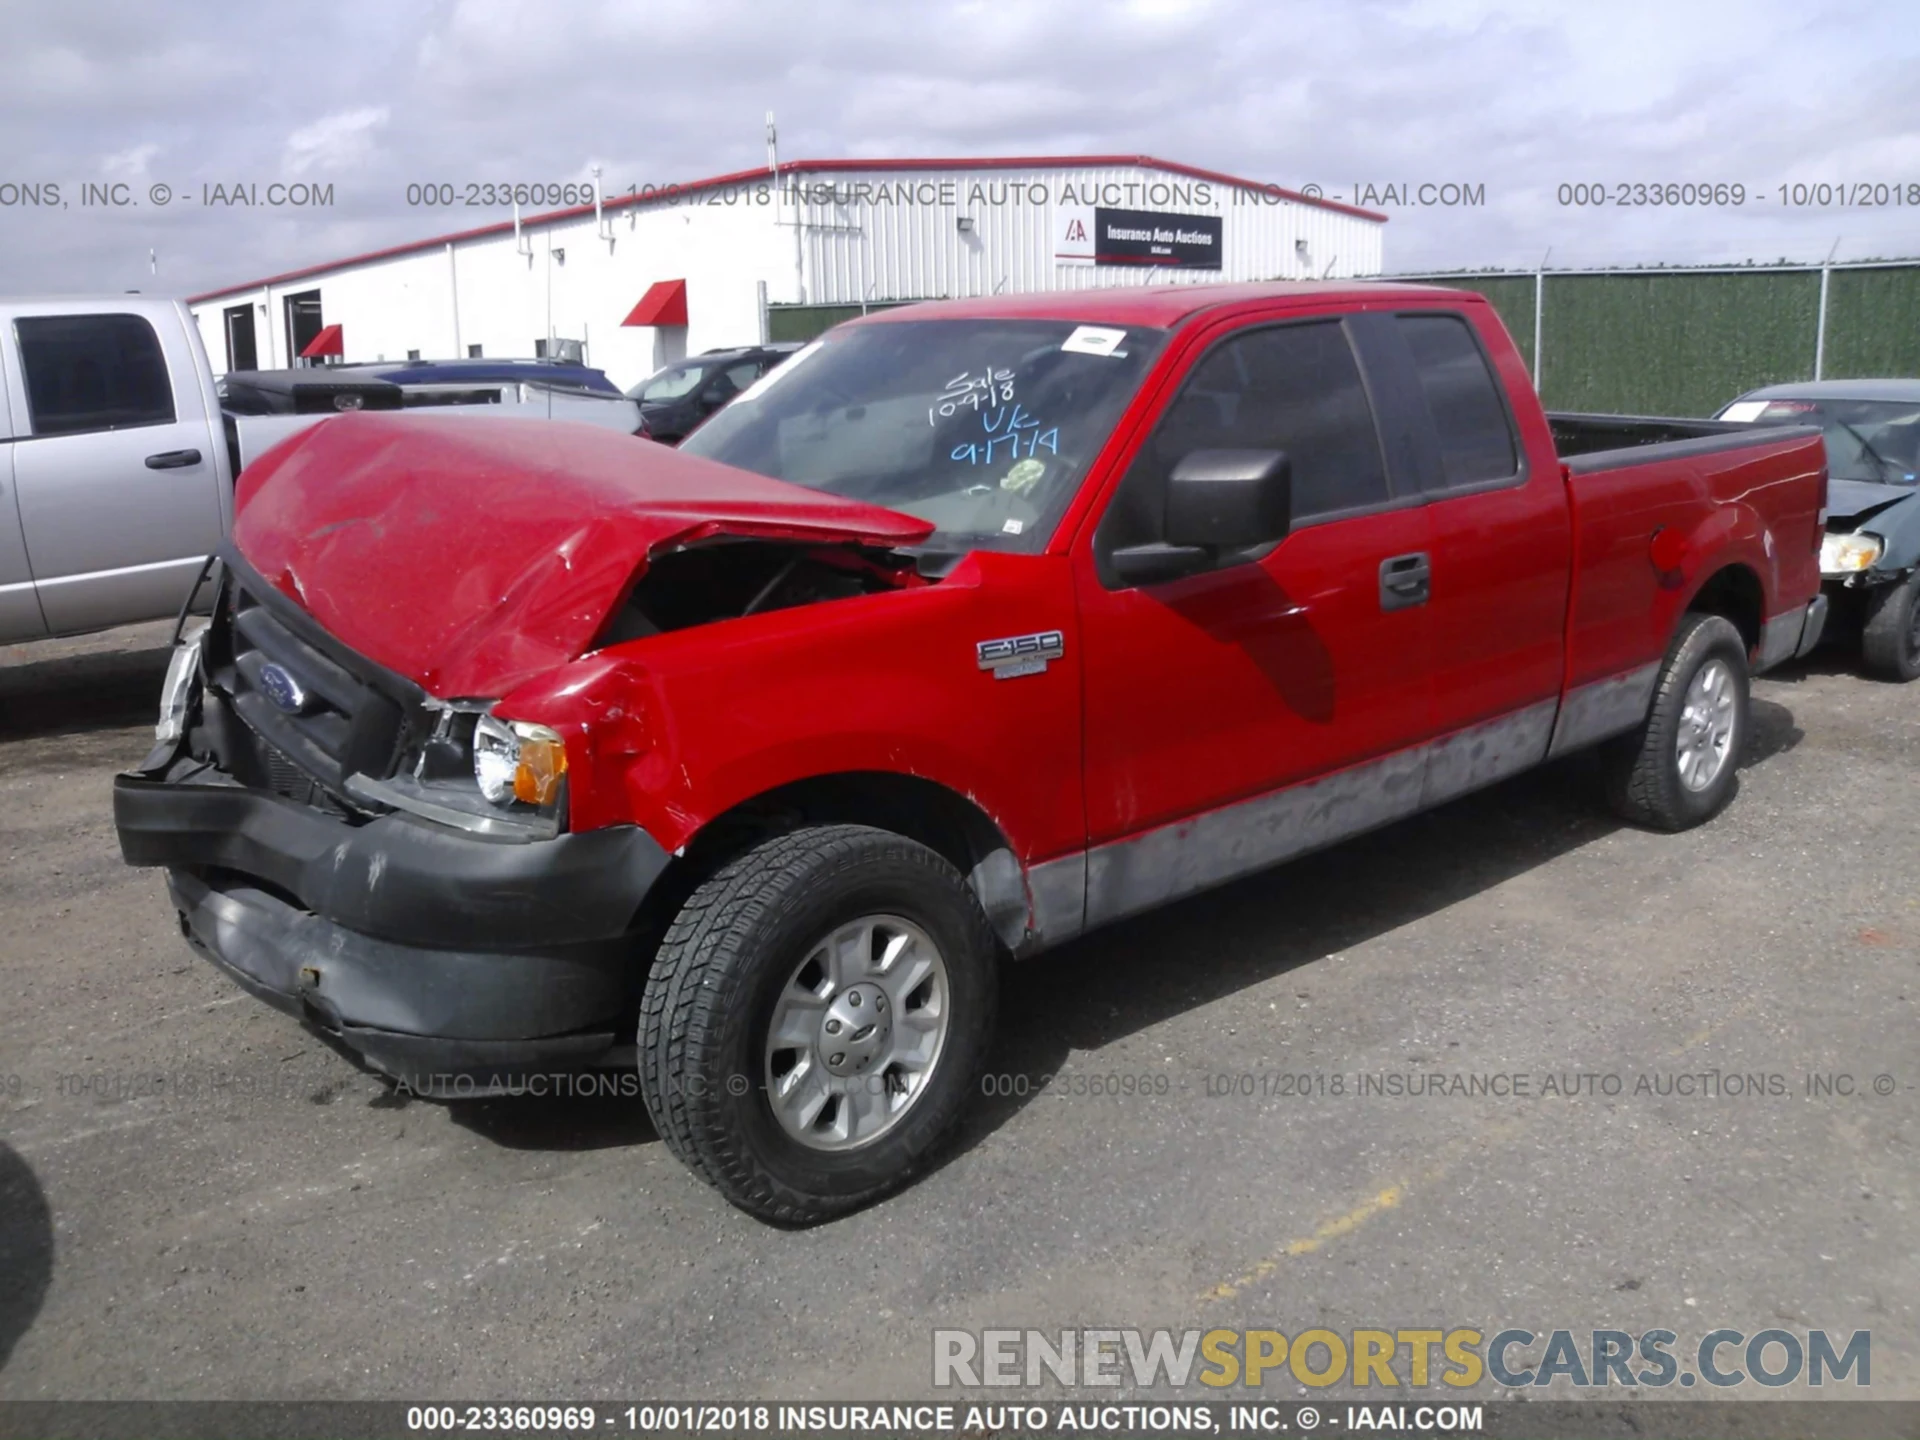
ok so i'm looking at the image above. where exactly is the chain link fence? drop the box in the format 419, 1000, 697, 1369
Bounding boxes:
770, 262, 1920, 418
1394, 261, 1920, 416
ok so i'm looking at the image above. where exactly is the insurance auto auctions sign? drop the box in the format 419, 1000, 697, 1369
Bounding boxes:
1055, 204, 1222, 269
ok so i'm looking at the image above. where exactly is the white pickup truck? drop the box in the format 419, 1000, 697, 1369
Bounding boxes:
0, 296, 643, 645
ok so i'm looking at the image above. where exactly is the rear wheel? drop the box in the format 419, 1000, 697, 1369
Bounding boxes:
638, 824, 997, 1224
1860, 573, 1920, 681
1602, 613, 1749, 831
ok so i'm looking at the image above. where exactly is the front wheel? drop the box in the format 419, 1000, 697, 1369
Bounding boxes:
1602, 613, 1750, 832
1861, 573, 1920, 681
638, 824, 998, 1224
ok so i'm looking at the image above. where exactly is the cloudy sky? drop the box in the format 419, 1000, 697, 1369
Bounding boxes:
3, 0, 1918, 296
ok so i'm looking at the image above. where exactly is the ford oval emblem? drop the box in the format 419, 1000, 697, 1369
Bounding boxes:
258, 662, 309, 715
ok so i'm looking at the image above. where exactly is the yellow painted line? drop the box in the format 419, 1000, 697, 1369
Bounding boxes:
1205, 1179, 1428, 1303
1666, 995, 1762, 1059
1204, 1186, 1405, 1300
1194, 992, 1758, 1308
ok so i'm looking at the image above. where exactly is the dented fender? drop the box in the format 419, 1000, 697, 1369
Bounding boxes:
498, 550, 1089, 942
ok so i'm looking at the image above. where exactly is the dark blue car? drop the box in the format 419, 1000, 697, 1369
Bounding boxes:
625, 344, 803, 444
220, 358, 622, 414
1720, 379, 1920, 680
356, 358, 621, 394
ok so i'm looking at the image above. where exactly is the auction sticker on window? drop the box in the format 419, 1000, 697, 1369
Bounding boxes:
1061, 325, 1127, 357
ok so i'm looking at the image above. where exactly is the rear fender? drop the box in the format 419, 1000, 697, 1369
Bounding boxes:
1662, 505, 1776, 641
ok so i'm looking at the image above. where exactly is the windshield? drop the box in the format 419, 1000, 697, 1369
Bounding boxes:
1722, 396, 1920, 484
630, 361, 710, 404
679, 319, 1169, 553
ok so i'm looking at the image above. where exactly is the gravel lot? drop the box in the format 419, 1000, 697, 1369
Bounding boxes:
0, 623, 1913, 1401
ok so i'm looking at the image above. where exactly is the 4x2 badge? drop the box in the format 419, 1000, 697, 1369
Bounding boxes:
976, 630, 1065, 680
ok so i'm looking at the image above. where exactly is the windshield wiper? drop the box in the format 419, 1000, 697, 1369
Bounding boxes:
1833, 420, 1906, 482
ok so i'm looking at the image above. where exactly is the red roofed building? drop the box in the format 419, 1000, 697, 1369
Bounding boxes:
188, 156, 1386, 390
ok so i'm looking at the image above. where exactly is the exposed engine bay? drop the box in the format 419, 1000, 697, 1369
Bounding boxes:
598, 539, 926, 644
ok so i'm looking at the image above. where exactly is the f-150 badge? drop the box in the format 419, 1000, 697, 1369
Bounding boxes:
976, 630, 1064, 680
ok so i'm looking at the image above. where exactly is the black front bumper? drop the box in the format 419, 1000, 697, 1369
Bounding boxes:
115, 762, 672, 1085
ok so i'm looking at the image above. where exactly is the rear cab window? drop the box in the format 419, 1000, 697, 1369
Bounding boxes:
1395, 312, 1520, 488
14, 313, 176, 437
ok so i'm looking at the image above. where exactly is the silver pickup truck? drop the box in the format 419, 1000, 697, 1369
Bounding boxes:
0, 296, 644, 645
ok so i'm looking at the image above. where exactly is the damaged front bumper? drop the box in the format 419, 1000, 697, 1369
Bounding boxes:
114, 754, 671, 1087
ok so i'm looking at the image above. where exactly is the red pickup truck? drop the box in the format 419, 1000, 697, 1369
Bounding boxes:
115, 282, 1827, 1222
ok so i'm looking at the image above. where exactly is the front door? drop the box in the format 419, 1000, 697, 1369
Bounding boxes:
6, 311, 224, 635
0, 369, 45, 639
1074, 314, 1436, 927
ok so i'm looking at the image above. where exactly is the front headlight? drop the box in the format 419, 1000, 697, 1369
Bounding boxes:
154, 621, 208, 744
1821, 532, 1884, 575
472, 714, 568, 808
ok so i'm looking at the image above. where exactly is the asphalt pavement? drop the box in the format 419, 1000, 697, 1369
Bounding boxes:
0, 624, 1912, 1401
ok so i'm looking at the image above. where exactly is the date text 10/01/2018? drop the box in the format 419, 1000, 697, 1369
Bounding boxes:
1556, 181, 1920, 207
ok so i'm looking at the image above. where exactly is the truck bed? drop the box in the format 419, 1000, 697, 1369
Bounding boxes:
1558, 422, 1827, 692
1550, 411, 1762, 468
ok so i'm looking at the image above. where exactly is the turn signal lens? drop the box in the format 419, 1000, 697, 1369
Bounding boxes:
511, 731, 567, 807
472, 715, 567, 809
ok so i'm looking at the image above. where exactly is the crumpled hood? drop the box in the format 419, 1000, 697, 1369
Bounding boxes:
1826, 477, 1916, 529
232, 413, 933, 697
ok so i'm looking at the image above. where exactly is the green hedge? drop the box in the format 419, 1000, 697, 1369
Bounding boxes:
1537, 272, 1819, 415
767, 302, 915, 343
775, 266, 1920, 413
1401, 263, 1919, 415
1824, 267, 1920, 378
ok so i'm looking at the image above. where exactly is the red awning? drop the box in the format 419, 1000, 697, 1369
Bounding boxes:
622, 279, 688, 327
299, 323, 344, 358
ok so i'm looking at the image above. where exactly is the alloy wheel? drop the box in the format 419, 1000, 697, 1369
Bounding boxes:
762, 914, 951, 1151
1676, 657, 1737, 792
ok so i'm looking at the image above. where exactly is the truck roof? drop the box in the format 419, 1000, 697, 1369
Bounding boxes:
850, 280, 1468, 330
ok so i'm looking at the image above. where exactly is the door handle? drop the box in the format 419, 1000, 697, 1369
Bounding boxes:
1379, 551, 1431, 610
145, 448, 202, 470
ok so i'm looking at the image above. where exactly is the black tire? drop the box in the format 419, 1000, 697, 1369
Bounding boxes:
1860, 574, 1920, 681
637, 824, 998, 1224
1602, 613, 1750, 832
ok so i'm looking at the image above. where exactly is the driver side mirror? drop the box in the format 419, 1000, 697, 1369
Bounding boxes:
1110, 449, 1293, 587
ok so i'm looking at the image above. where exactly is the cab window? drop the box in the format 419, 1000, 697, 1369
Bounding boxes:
1099, 319, 1390, 568
15, 314, 176, 437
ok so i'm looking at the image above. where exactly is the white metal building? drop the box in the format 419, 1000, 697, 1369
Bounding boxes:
187, 156, 1387, 392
